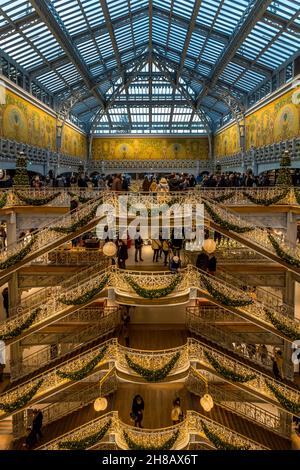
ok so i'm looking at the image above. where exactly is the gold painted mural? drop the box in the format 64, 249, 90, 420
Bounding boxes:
214, 86, 300, 158
0, 88, 86, 158
92, 137, 209, 160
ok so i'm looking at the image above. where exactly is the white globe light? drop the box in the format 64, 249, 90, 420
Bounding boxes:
94, 397, 108, 412
102, 241, 117, 257
202, 239, 216, 254
200, 394, 214, 412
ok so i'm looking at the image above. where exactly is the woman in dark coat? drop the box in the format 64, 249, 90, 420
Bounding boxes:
131, 395, 144, 428
117, 240, 128, 269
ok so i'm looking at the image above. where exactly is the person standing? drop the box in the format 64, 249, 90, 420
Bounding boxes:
208, 255, 217, 275
171, 397, 183, 425
152, 238, 161, 263
196, 251, 209, 272
117, 240, 128, 269
2, 287, 8, 318
134, 229, 144, 262
32, 409, 43, 441
275, 350, 284, 380
162, 239, 170, 266
131, 395, 144, 428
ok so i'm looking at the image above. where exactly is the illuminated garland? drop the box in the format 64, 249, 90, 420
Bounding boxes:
264, 309, 300, 341
50, 205, 98, 234
0, 379, 43, 413
204, 351, 256, 383
56, 346, 108, 381
68, 191, 94, 204
201, 421, 249, 450
0, 192, 8, 208
294, 189, 300, 205
242, 189, 289, 206
14, 191, 61, 206
265, 381, 300, 415
123, 430, 179, 450
125, 274, 181, 299
200, 275, 253, 307
125, 352, 180, 382
0, 236, 37, 270
268, 234, 300, 268
59, 275, 110, 305
211, 192, 235, 203
58, 420, 112, 450
203, 201, 254, 233
0, 308, 41, 341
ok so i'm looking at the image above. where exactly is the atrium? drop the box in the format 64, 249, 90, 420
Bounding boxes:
0, 0, 300, 454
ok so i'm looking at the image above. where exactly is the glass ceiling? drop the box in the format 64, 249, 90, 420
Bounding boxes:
0, 0, 299, 134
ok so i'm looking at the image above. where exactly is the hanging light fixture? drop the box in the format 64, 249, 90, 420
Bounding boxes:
202, 238, 216, 254
93, 368, 114, 412
192, 367, 214, 412
102, 241, 117, 257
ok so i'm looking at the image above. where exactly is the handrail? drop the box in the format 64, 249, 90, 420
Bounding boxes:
37, 409, 266, 450
12, 370, 118, 439
2, 337, 300, 421
187, 368, 291, 438
1, 265, 300, 346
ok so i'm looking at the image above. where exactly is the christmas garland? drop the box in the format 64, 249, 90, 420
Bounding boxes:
58, 420, 112, 450
56, 346, 108, 381
50, 205, 98, 234
211, 192, 235, 203
201, 421, 249, 450
204, 351, 256, 383
294, 189, 300, 205
59, 275, 109, 305
125, 352, 180, 382
123, 430, 179, 450
68, 191, 94, 204
125, 274, 181, 299
0, 308, 41, 341
265, 381, 300, 415
264, 309, 300, 341
203, 201, 254, 234
268, 234, 300, 268
0, 235, 37, 270
200, 275, 254, 307
0, 192, 8, 209
0, 379, 43, 413
14, 191, 61, 206
242, 188, 289, 206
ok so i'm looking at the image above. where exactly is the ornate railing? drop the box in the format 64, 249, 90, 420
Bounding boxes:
0, 196, 105, 280
37, 410, 265, 450
12, 370, 118, 439
10, 308, 119, 381
186, 309, 274, 371
33, 248, 104, 266
187, 369, 291, 438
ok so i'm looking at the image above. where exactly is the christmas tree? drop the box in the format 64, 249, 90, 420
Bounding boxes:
276, 150, 292, 187
13, 153, 30, 187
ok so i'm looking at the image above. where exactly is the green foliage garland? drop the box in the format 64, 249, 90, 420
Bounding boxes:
125, 274, 181, 299
268, 234, 300, 268
264, 309, 300, 341
0, 379, 43, 413
68, 191, 94, 204
201, 421, 249, 450
50, 205, 98, 234
123, 430, 179, 450
56, 346, 108, 381
276, 153, 292, 187
0, 308, 41, 341
200, 275, 253, 307
58, 420, 112, 450
294, 189, 300, 205
13, 155, 30, 187
15, 191, 61, 206
59, 275, 109, 305
204, 351, 256, 383
265, 381, 300, 415
242, 189, 289, 206
212, 192, 235, 203
0, 236, 37, 270
125, 352, 180, 382
203, 201, 254, 234
0, 193, 7, 209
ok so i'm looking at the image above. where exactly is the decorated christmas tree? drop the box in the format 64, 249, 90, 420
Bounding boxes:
13, 153, 30, 187
276, 150, 292, 187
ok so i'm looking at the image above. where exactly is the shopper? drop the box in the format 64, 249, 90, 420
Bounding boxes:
134, 229, 144, 262
171, 397, 183, 425
131, 395, 144, 428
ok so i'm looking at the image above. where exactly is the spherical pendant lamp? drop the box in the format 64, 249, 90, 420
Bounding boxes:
103, 241, 117, 257
200, 393, 214, 412
94, 397, 108, 412
202, 239, 216, 254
